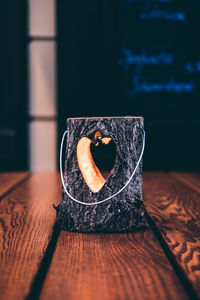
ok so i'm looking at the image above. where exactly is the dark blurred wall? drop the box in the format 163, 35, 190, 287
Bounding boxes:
57, 0, 200, 171
0, 1, 28, 170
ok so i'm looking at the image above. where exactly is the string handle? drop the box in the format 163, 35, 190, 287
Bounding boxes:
60, 130, 145, 206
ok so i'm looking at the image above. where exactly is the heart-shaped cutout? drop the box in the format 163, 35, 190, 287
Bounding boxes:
77, 131, 116, 193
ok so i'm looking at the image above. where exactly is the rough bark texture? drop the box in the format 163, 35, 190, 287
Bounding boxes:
55, 117, 147, 232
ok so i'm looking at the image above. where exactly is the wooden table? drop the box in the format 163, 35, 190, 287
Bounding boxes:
0, 172, 200, 300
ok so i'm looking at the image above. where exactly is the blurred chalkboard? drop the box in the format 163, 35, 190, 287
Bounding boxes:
57, 0, 200, 170
118, 0, 200, 120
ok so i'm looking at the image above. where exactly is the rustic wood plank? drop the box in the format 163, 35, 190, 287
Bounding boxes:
39, 229, 188, 300
170, 172, 200, 194
0, 172, 29, 199
0, 173, 61, 300
143, 172, 200, 299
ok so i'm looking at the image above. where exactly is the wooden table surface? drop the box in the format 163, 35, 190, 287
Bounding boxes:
0, 172, 200, 300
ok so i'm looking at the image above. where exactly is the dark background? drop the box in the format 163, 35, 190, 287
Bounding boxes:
0, 1, 27, 170
1, 0, 200, 171
57, 0, 200, 171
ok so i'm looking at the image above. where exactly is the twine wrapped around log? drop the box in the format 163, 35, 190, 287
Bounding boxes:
54, 116, 147, 233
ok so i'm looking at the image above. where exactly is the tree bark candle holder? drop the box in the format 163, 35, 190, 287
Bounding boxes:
55, 116, 147, 233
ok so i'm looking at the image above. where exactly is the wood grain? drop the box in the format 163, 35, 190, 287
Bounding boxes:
0, 173, 61, 300
143, 172, 200, 298
170, 172, 200, 194
0, 172, 29, 198
40, 230, 188, 300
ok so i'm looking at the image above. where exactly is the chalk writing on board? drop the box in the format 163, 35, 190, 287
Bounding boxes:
140, 9, 185, 21
184, 62, 200, 73
119, 48, 173, 70
119, 49, 195, 95
123, 0, 185, 21
128, 80, 195, 96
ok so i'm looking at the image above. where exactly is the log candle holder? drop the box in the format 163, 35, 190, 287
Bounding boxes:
54, 116, 147, 233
